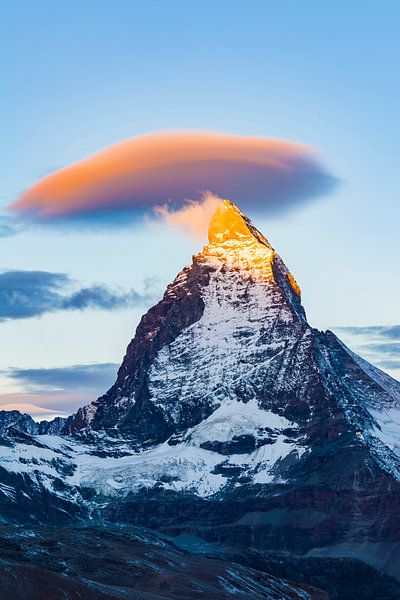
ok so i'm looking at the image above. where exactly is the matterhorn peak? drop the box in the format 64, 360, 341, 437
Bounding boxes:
200, 199, 302, 303
69, 198, 308, 437
207, 199, 272, 247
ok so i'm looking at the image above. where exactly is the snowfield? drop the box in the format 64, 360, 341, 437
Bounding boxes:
1, 395, 306, 500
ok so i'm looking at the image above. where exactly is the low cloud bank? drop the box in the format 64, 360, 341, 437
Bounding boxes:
0, 270, 158, 321
0, 363, 119, 419
4, 363, 119, 392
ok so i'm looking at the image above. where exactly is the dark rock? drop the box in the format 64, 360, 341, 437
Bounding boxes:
0, 525, 328, 600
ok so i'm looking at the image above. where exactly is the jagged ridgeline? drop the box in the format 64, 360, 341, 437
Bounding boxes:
1, 201, 400, 597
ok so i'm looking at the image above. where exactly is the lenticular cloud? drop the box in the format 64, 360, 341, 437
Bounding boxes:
10, 131, 336, 225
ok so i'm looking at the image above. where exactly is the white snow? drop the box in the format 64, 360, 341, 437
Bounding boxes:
148, 234, 304, 426
186, 398, 291, 445
0, 395, 305, 500
369, 407, 400, 456
63, 399, 302, 498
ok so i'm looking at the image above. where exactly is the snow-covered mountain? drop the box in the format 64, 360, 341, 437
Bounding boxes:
67, 200, 400, 493
1, 201, 400, 594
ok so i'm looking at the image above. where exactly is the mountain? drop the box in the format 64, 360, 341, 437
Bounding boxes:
69, 199, 310, 445
0, 410, 68, 436
1, 200, 400, 598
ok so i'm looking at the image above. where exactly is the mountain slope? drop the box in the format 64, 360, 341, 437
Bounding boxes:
0, 525, 330, 600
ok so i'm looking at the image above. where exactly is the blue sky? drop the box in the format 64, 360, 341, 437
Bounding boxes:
1, 1, 399, 417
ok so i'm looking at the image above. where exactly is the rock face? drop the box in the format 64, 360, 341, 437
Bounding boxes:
2, 200, 400, 595
0, 411, 68, 437
0, 410, 38, 436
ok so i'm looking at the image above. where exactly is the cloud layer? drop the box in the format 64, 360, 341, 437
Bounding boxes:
0, 270, 157, 321
5, 363, 118, 392
0, 363, 118, 419
10, 131, 336, 225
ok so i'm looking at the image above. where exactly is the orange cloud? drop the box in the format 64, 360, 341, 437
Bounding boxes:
154, 192, 224, 240
10, 131, 335, 223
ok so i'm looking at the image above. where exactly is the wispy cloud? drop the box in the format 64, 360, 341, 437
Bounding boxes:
0, 363, 119, 419
0, 215, 19, 237
0, 400, 68, 419
335, 325, 400, 339
0, 270, 158, 321
333, 325, 400, 380
375, 359, 400, 370
153, 192, 224, 240
0, 392, 89, 421
9, 131, 337, 227
362, 342, 400, 354
4, 363, 118, 392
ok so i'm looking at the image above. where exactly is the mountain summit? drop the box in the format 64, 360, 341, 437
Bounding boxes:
69, 199, 309, 440
1, 201, 400, 590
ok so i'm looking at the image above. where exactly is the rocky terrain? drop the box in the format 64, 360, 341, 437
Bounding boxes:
1, 200, 400, 598
0, 525, 332, 600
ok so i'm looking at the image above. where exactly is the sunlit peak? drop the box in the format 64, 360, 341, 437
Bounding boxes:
204, 200, 301, 297
208, 200, 255, 244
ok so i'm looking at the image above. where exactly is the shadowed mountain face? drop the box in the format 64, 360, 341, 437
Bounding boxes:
1, 201, 400, 597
